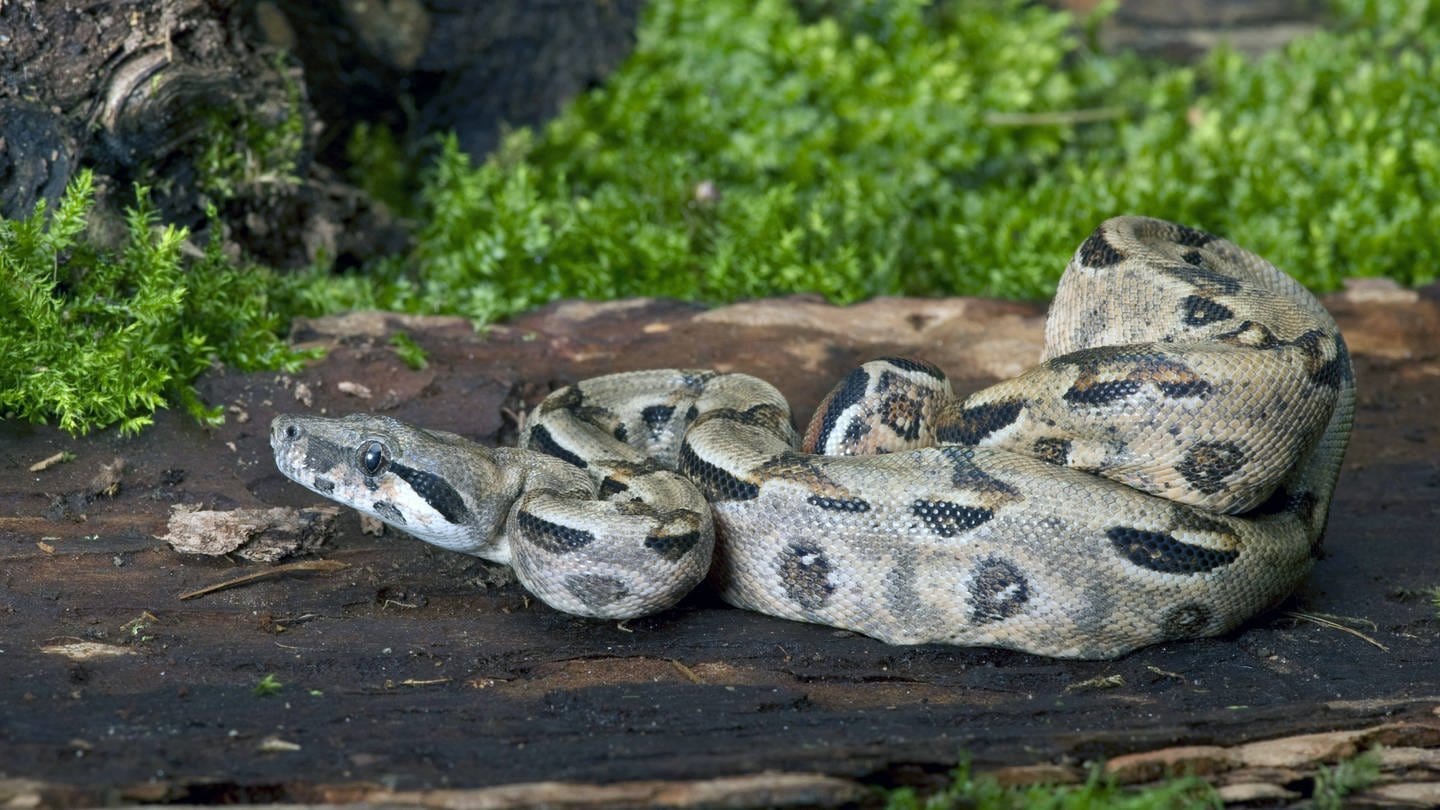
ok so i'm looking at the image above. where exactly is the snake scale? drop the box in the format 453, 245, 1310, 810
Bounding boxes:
272, 216, 1354, 658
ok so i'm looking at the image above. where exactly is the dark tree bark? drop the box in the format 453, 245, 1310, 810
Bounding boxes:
265, 0, 645, 164
0, 0, 344, 265
0, 0, 644, 268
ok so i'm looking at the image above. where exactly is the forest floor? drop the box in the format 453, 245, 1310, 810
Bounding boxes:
2, 282, 1438, 807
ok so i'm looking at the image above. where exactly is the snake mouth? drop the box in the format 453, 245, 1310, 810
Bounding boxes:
270, 415, 304, 452
269, 415, 314, 486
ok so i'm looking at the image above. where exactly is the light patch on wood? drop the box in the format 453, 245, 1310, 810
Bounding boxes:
375, 772, 866, 810
41, 641, 136, 661
257, 736, 302, 753
337, 380, 373, 399
28, 452, 67, 472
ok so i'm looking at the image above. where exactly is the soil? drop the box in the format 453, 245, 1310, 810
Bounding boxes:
2, 284, 1438, 807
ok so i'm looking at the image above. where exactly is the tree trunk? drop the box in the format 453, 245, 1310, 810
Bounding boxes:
0, 0, 643, 268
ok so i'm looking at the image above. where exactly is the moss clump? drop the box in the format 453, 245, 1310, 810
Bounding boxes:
252, 673, 284, 697
0, 171, 313, 435
196, 54, 307, 202
885, 758, 1220, 810
345, 0, 1438, 324
347, 122, 421, 220
388, 331, 429, 370
1312, 748, 1382, 810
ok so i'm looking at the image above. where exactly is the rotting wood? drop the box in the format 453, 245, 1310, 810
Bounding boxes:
1, 289, 1438, 803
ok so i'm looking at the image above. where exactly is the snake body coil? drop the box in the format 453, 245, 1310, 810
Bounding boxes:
272, 217, 1353, 658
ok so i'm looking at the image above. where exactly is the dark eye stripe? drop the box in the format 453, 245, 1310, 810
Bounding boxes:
528, 424, 587, 469
1107, 526, 1239, 574
389, 461, 471, 524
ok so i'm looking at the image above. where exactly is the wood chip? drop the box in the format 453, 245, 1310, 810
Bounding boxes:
1216, 782, 1299, 803
1064, 673, 1124, 693
1342, 276, 1420, 304
28, 451, 67, 472
670, 659, 703, 684
337, 380, 373, 399
1230, 722, 1440, 768
161, 504, 339, 563
257, 736, 302, 753
40, 641, 136, 660
1358, 782, 1440, 806
395, 678, 452, 688
373, 772, 866, 810
991, 764, 1081, 788
1106, 745, 1234, 783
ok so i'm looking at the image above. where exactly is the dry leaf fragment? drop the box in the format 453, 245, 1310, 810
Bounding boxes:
337, 381, 373, 399
88, 457, 125, 497
258, 736, 301, 752
29, 452, 67, 472
161, 504, 338, 562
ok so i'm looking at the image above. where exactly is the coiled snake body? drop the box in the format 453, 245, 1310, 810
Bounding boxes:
272, 217, 1353, 658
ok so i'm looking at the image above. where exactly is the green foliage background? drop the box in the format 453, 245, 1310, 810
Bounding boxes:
341, 0, 1440, 322
4, 0, 1439, 434
0, 173, 312, 434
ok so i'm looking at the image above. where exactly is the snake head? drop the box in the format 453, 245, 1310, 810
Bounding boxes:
270, 413, 509, 558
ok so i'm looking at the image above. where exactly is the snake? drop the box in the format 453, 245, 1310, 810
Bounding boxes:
270, 216, 1354, 659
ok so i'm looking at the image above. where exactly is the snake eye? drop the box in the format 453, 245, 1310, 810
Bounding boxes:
358, 441, 389, 477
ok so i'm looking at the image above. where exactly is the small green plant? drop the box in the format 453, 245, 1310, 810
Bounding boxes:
197, 54, 307, 202
1429, 586, 1440, 620
1312, 749, 1381, 810
885, 759, 1220, 810
119, 612, 157, 645
0, 171, 314, 435
389, 331, 429, 370
253, 673, 284, 697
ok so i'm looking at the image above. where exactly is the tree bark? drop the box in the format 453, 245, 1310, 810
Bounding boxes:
0, 0, 643, 268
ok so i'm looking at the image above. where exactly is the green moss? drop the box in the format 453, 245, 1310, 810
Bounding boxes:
890, 749, 1386, 810
388, 331, 429, 370
346, 122, 422, 219
885, 759, 1220, 810
0, 171, 314, 435
253, 673, 284, 697
197, 54, 307, 202
375, 0, 1437, 323
1312, 749, 1382, 810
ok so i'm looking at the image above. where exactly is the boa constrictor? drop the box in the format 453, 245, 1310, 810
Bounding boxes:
271, 216, 1353, 658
